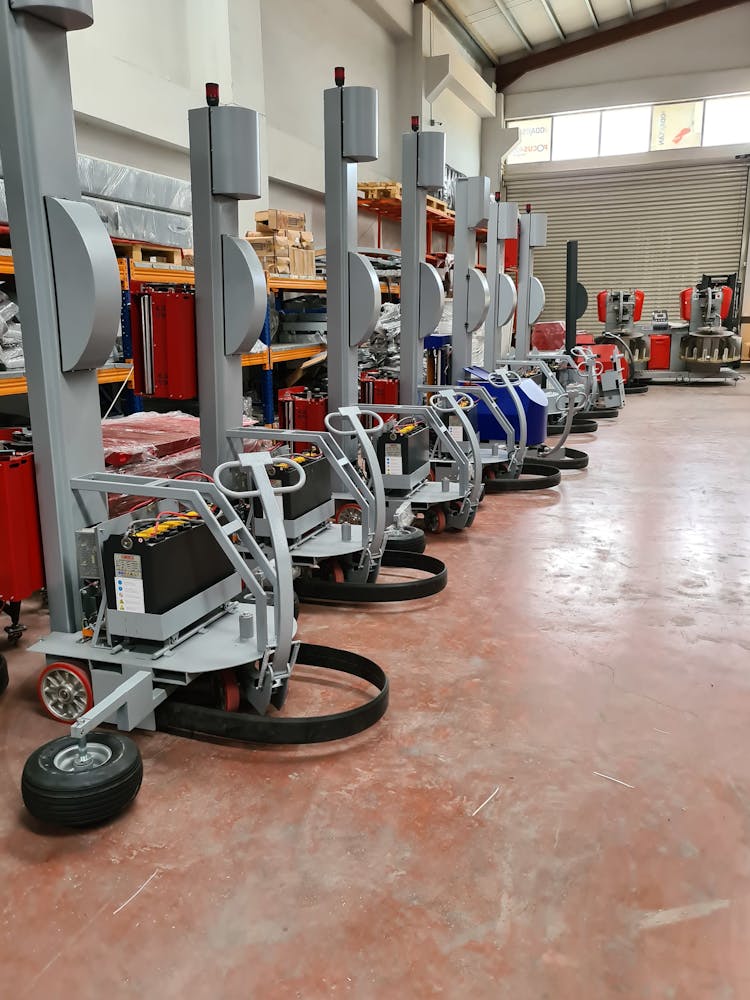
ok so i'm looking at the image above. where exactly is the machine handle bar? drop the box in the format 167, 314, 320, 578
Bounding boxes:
324, 410, 384, 437
213, 456, 307, 499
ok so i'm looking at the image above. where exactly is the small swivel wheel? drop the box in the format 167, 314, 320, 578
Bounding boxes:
37, 661, 94, 723
22, 731, 143, 828
385, 525, 426, 554
213, 668, 241, 712
425, 507, 447, 534
335, 502, 362, 525
327, 560, 346, 584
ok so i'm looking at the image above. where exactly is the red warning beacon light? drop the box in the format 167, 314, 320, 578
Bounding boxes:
334, 67, 345, 88
205, 82, 219, 107
411, 115, 420, 132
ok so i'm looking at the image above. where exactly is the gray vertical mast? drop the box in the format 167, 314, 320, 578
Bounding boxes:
190, 85, 267, 473
323, 68, 382, 415
399, 117, 445, 402
0, 0, 121, 631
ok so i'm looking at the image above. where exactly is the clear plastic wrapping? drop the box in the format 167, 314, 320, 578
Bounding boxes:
106, 419, 268, 518
101, 411, 202, 467
76, 155, 192, 215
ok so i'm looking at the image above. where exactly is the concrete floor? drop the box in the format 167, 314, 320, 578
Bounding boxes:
2, 380, 750, 999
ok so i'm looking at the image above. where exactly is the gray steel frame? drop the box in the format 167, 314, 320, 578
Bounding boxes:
0, 1, 116, 633
227, 405, 387, 570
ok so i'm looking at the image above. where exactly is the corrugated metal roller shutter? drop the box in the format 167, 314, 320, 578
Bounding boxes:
504, 162, 749, 331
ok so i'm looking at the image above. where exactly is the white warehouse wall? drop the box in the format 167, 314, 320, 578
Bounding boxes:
503, 6, 750, 119
66, 0, 486, 217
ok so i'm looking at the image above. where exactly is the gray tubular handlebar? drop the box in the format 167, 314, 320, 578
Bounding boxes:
213, 456, 307, 499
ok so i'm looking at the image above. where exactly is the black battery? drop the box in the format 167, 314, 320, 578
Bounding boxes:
376, 423, 429, 476
102, 520, 235, 616
439, 403, 478, 437
253, 452, 331, 521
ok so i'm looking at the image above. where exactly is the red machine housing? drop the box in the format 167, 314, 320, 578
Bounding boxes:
576, 334, 630, 383
679, 288, 692, 322
130, 287, 198, 400
681, 285, 732, 322
648, 334, 671, 370
597, 289, 644, 323
0, 448, 44, 603
278, 388, 328, 451
359, 372, 399, 407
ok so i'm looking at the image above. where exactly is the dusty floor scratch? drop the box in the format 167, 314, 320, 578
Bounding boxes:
638, 899, 730, 931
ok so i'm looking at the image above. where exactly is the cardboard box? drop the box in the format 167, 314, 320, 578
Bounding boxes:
255, 209, 306, 233
271, 256, 291, 275
246, 234, 275, 256
290, 247, 316, 277
300, 231, 314, 248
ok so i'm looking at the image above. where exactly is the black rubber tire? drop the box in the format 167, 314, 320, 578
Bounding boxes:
588, 408, 620, 419
0, 654, 7, 696
484, 461, 561, 492
22, 732, 143, 828
384, 525, 426, 554
548, 418, 598, 435
625, 384, 649, 395
534, 447, 589, 470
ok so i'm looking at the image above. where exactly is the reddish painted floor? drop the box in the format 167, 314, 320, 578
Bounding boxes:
2, 380, 750, 999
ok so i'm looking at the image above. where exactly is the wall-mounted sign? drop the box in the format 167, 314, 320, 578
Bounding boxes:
506, 117, 552, 164
650, 101, 703, 150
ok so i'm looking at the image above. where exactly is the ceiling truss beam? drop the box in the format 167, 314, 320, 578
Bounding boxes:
539, 0, 566, 40
491, 0, 533, 52
496, 0, 749, 90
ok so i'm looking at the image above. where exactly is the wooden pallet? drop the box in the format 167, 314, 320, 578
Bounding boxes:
358, 181, 402, 200
117, 243, 183, 266
426, 194, 450, 214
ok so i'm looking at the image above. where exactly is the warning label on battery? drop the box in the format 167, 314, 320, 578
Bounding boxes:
114, 553, 143, 579
449, 417, 464, 441
113, 553, 145, 613
384, 443, 403, 476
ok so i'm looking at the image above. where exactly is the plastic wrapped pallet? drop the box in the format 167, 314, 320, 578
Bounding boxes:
101, 411, 201, 468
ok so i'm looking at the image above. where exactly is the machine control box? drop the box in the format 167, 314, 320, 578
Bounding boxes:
376, 424, 428, 477
102, 519, 234, 616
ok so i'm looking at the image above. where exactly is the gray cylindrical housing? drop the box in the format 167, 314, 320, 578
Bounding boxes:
417, 131, 445, 189
342, 87, 378, 163
210, 106, 261, 200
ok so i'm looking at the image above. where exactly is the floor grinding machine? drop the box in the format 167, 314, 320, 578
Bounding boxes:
465, 198, 589, 472
319, 73, 478, 541
1, 6, 387, 828
441, 184, 561, 491
358, 116, 485, 530
189, 79, 445, 605
596, 289, 652, 392
598, 285, 742, 386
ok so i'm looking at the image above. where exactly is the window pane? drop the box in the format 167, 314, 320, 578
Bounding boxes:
506, 117, 552, 164
651, 101, 703, 150
702, 94, 750, 146
600, 105, 651, 156
551, 111, 600, 161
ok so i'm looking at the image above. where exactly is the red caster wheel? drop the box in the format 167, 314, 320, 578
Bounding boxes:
214, 668, 241, 712
335, 502, 362, 525
425, 508, 447, 534
37, 661, 94, 723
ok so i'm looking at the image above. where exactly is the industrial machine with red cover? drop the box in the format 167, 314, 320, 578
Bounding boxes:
130, 285, 198, 399
0, 438, 44, 643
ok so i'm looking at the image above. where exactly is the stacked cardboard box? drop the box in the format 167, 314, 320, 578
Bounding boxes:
246, 209, 317, 278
